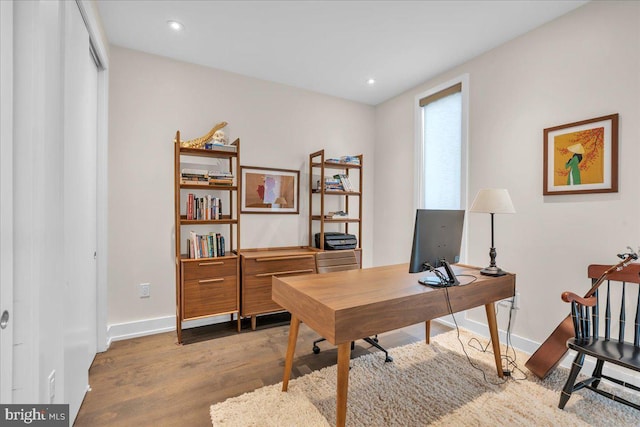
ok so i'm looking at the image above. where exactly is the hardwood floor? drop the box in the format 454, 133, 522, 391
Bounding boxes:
74, 313, 451, 427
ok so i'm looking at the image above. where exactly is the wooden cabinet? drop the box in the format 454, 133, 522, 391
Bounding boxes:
240, 247, 318, 330
309, 149, 363, 250
174, 130, 241, 343
181, 258, 238, 319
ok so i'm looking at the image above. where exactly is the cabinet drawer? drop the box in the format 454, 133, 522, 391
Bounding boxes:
241, 255, 316, 316
242, 276, 281, 315
182, 274, 237, 319
242, 255, 316, 276
183, 258, 237, 281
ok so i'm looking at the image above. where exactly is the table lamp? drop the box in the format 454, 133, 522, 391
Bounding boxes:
470, 188, 515, 276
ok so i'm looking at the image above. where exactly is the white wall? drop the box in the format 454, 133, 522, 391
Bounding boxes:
374, 1, 640, 345
107, 47, 375, 328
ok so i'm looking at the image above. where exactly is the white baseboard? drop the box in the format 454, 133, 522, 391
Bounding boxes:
106, 314, 230, 348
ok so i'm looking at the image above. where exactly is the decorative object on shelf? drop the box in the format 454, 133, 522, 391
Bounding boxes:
543, 114, 618, 195
179, 121, 228, 149
470, 188, 515, 277
240, 166, 299, 214
212, 129, 228, 145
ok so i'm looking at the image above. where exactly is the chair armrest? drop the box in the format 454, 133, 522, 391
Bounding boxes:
561, 291, 597, 306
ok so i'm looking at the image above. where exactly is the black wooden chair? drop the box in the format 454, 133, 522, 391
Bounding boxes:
558, 264, 640, 410
311, 250, 393, 362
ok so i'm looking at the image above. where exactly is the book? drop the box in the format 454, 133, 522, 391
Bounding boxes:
189, 231, 199, 258
181, 174, 209, 185
325, 210, 348, 219
324, 177, 343, 191
325, 156, 360, 165
334, 174, 353, 192
208, 178, 233, 186
208, 170, 233, 178
181, 168, 208, 176
205, 144, 237, 153
187, 194, 194, 220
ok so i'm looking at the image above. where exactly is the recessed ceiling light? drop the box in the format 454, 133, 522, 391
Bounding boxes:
167, 20, 184, 31
366, 78, 376, 86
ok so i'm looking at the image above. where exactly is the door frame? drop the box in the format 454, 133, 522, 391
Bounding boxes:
76, 0, 109, 352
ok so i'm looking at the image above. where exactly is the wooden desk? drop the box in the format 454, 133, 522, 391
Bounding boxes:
272, 263, 516, 427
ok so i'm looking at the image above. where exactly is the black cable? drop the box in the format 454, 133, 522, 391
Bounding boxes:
465, 296, 527, 381
422, 263, 478, 287
442, 286, 508, 386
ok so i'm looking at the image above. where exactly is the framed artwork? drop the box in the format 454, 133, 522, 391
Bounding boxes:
543, 114, 618, 195
240, 166, 299, 214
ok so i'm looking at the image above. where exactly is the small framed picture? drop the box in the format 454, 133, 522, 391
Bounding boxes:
240, 166, 299, 214
543, 114, 618, 195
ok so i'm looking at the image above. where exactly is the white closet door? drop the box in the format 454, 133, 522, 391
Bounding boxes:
63, 2, 98, 421
0, 0, 14, 404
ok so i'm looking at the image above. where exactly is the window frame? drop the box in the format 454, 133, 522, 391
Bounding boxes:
413, 74, 470, 212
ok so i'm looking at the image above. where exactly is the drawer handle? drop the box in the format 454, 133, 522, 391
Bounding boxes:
256, 255, 315, 262
199, 261, 224, 266
199, 277, 225, 284
255, 269, 314, 278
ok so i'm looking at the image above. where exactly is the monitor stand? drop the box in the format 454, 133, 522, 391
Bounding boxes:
418, 261, 460, 287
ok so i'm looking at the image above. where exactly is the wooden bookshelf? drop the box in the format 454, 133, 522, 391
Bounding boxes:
174, 131, 241, 344
308, 149, 363, 250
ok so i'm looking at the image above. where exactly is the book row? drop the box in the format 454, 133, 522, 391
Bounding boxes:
187, 231, 225, 259
319, 174, 355, 192
186, 194, 222, 220
181, 168, 233, 186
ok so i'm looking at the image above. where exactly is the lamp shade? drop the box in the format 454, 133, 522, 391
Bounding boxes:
469, 189, 515, 214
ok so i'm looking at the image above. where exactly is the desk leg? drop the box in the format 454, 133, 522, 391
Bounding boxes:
336, 342, 350, 427
485, 302, 504, 378
425, 320, 431, 344
282, 315, 300, 392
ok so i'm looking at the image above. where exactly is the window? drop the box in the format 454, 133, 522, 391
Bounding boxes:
415, 77, 468, 210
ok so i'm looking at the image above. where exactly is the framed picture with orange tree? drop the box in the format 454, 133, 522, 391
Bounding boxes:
543, 114, 618, 195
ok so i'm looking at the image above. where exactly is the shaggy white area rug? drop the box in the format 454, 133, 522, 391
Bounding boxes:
210, 328, 640, 426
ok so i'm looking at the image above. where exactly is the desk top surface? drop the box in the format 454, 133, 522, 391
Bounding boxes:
272, 263, 515, 343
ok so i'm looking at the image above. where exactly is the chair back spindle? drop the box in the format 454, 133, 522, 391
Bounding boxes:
568, 298, 593, 342
605, 281, 611, 341
634, 289, 640, 347
592, 287, 599, 341
619, 282, 626, 342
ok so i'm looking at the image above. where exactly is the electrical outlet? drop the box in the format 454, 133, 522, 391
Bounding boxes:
497, 292, 520, 310
48, 370, 55, 403
139, 283, 150, 298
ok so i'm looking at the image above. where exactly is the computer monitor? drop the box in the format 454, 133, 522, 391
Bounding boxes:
409, 209, 465, 287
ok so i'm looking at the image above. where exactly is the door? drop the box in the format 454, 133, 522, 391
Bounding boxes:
0, 0, 14, 404
63, 2, 98, 420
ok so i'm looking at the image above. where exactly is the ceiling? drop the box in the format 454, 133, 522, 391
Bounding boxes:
96, 1, 587, 105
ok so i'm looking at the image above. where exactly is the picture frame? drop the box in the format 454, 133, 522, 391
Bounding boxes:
543, 113, 618, 195
240, 166, 299, 214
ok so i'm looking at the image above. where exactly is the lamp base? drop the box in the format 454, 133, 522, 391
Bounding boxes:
480, 266, 507, 277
